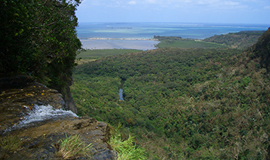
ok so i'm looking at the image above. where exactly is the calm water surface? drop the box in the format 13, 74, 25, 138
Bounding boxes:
77, 22, 269, 50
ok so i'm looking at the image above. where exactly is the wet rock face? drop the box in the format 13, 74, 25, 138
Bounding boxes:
60, 78, 78, 114
2, 118, 117, 160
0, 76, 65, 133
0, 76, 117, 160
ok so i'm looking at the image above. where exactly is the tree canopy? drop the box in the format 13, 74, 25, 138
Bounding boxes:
0, 0, 82, 89
71, 29, 270, 158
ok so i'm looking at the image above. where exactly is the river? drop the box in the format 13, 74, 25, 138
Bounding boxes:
119, 89, 124, 101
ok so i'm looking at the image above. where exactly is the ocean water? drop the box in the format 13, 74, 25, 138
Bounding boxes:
76, 22, 269, 50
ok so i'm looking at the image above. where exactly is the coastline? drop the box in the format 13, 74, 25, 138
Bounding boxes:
80, 37, 159, 41
80, 38, 160, 50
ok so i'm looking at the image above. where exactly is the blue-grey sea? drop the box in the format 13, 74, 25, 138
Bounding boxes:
76, 22, 269, 50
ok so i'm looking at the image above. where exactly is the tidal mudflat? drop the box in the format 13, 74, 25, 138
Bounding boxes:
80, 38, 159, 50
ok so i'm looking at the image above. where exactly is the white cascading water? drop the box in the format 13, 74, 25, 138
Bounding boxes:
21, 105, 78, 124
4, 105, 78, 133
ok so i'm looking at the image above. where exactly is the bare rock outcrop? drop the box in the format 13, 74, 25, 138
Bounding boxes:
0, 76, 117, 160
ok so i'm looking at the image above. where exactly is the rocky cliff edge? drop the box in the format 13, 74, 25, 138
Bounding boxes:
0, 76, 117, 160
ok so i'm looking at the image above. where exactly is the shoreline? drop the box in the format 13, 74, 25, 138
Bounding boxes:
80, 39, 160, 50
80, 37, 159, 41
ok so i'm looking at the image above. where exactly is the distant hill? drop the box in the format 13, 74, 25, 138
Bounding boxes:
203, 31, 265, 49
249, 27, 270, 71
154, 36, 228, 49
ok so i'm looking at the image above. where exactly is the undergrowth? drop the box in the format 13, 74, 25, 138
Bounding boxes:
55, 134, 92, 159
109, 123, 147, 160
0, 135, 21, 152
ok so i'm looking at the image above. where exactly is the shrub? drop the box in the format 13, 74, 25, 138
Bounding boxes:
0, 135, 21, 152
109, 123, 147, 160
55, 134, 92, 159
110, 134, 146, 160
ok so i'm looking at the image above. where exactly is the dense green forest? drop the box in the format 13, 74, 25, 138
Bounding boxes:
0, 0, 81, 90
155, 30, 264, 50
71, 29, 270, 159
76, 49, 141, 65
203, 31, 265, 49
155, 36, 228, 49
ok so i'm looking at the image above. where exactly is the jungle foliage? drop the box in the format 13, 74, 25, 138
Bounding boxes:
203, 31, 265, 49
71, 28, 270, 159
76, 49, 142, 65
155, 36, 228, 49
249, 28, 270, 72
109, 123, 147, 160
77, 49, 142, 60
0, 0, 82, 90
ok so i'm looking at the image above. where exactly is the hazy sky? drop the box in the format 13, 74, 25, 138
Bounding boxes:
76, 0, 270, 24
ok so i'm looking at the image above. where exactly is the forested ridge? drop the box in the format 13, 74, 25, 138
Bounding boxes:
72, 28, 270, 159
203, 31, 265, 49
155, 31, 264, 50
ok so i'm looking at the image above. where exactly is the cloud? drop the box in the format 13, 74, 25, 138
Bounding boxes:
197, 0, 240, 6
145, 0, 157, 4
80, 0, 250, 9
128, 1, 137, 5
78, 0, 256, 11
223, 1, 240, 6
192, 0, 248, 10
264, 6, 270, 9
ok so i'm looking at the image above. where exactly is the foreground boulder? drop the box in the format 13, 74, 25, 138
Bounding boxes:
0, 76, 117, 160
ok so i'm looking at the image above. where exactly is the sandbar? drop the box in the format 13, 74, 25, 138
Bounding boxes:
80, 38, 160, 50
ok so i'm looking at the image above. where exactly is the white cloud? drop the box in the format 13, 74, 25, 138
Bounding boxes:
145, 0, 157, 4
223, 1, 240, 5
264, 6, 270, 9
128, 1, 137, 5
196, 0, 240, 6
78, 0, 255, 11
191, 0, 248, 10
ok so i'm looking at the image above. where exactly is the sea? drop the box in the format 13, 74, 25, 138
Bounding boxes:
76, 22, 269, 50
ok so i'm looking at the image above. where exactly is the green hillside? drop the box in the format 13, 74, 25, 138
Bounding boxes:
203, 31, 265, 49
71, 28, 270, 159
76, 49, 141, 65
155, 36, 228, 49
249, 28, 270, 71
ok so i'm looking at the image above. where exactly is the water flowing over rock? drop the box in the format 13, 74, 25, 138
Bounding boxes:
0, 76, 117, 160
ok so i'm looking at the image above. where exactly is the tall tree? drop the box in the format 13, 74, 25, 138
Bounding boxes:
0, 0, 82, 87
0, 0, 82, 112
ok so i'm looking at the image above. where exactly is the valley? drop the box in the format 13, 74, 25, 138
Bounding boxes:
71, 30, 270, 159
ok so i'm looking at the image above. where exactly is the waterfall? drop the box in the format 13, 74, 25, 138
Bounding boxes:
4, 105, 78, 133
20, 105, 78, 124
